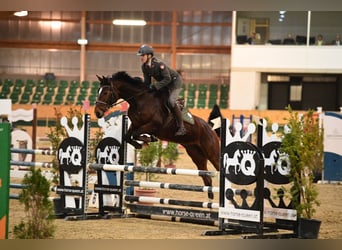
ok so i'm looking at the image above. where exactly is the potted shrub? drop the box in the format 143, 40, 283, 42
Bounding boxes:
280, 106, 323, 238
135, 141, 161, 199
162, 142, 179, 168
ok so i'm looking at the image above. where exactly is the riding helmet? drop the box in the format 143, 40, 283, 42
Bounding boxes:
137, 44, 154, 56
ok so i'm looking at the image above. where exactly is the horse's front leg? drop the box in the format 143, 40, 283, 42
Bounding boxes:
131, 123, 159, 143
136, 134, 157, 143
124, 124, 158, 148
124, 126, 143, 149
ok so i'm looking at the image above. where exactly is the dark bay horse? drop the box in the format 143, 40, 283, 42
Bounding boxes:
94, 71, 219, 199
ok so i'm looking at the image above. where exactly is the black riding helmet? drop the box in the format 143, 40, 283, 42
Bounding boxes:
137, 44, 154, 56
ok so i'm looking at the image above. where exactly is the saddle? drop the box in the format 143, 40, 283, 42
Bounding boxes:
177, 98, 194, 125
158, 89, 194, 125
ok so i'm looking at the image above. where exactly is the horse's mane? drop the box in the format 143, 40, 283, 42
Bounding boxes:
112, 71, 147, 89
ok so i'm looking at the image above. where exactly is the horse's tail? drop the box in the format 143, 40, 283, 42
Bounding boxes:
207, 104, 222, 138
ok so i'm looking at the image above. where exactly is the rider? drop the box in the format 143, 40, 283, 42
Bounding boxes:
137, 44, 186, 136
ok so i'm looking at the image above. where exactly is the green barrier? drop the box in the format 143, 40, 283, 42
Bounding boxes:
0, 122, 10, 239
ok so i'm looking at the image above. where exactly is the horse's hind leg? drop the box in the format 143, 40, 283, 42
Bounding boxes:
183, 145, 215, 200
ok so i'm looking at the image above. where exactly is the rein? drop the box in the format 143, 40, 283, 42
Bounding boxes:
95, 82, 148, 109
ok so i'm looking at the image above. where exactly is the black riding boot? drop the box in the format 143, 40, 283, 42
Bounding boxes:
172, 104, 186, 136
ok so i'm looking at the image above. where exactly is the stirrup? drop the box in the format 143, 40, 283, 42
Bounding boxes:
175, 127, 186, 136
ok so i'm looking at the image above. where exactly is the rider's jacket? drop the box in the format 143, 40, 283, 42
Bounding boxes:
141, 57, 181, 91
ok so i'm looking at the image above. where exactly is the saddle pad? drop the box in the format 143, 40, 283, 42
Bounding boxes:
182, 107, 195, 125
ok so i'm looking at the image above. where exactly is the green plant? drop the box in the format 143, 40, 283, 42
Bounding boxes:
137, 141, 161, 182
280, 106, 323, 219
162, 142, 179, 166
13, 167, 55, 239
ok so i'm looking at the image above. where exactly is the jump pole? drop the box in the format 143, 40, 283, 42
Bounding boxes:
89, 163, 217, 177
0, 121, 10, 239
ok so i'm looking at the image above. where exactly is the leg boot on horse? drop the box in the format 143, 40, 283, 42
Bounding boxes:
172, 104, 186, 136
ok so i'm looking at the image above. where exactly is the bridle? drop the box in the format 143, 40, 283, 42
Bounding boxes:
95, 80, 147, 110
95, 84, 118, 110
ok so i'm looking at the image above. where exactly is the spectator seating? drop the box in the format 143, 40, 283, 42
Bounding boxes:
0, 77, 230, 109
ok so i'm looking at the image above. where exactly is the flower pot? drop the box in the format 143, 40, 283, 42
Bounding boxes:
134, 188, 157, 205
297, 218, 321, 239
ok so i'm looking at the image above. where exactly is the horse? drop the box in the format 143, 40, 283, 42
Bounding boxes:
94, 71, 220, 199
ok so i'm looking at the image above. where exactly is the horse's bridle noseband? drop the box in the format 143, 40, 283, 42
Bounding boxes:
95, 83, 117, 110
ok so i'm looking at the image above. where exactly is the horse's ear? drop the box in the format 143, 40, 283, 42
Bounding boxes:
96, 75, 102, 81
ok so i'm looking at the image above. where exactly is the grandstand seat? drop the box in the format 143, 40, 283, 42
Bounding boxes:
187, 83, 197, 92
198, 90, 207, 99
37, 79, 46, 87
68, 87, 78, 95
20, 93, 31, 104
81, 80, 90, 88
1, 85, 11, 95
26, 79, 35, 87
54, 93, 65, 102
0, 92, 7, 99
53, 93, 64, 105
31, 93, 42, 104
196, 98, 206, 108
80, 87, 88, 95
10, 93, 19, 104
220, 84, 229, 98
47, 80, 57, 88
23, 85, 34, 95
53, 99, 63, 105
46, 86, 55, 95
209, 83, 218, 92
198, 83, 208, 92
12, 85, 22, 95
65, 94, 76, 104
15, 79, 25, 87
34, 86, 45, 96
219, 98, 228, 109
208, 98, 218, 109
186, 97, 195, 108
70, 80, 80, 88
91, 81, 100, 89
57, 87, 66, 95
59, 80, 69, 88
76, 94, 86, 105
90, 87, 98, 95
4, 79, 13, 86
88, 94, 97, 105
43, 94, 53, 105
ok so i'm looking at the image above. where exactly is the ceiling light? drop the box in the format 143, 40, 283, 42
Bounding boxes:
14, 11, 28, 17
112, 19, 146, 26
77, 39, 88, 45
